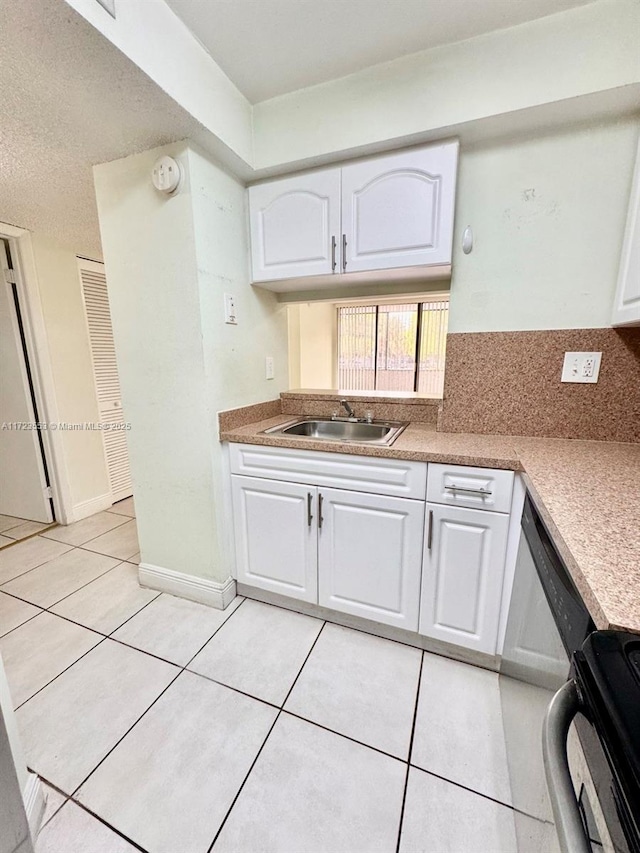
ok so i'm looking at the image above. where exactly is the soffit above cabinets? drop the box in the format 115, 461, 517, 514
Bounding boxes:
165, 0, 596, 103
248, 141, 459, 296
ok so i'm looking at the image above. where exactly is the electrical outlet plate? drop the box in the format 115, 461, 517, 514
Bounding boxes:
265, 356, 275, 380
561, 352, 602, 384
224, 293, 237, 325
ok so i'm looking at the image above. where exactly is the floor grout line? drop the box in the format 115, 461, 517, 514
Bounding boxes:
395, 650, 424, 853
0, 544, 76, 587
69, 666, 184, 799
0, 521, 59, 550
205, 619, 328, 853
39, 511, 131, 546
182, 596, 249, 670
408, 764, 553, 824
7, 573, 552, 848
14, 636, 108, 711
55, 796, 149, 852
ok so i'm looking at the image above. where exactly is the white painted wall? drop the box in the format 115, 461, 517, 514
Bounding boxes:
252, 0, 640, 171
448, 116, 640, 332
29, 235, 111, 510
64, 0, 639, 179
94, 142, 216, 580
63, 0, 252, 169
188, 143, 288, 578
94, 142, 287, 585
287, 303, 336, 389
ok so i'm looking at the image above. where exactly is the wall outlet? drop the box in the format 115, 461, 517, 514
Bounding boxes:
561, 352, 602, 384
265, 356, 275, 380
224, 293, 237, 325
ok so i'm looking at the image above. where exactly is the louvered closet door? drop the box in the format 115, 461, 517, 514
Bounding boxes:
79, 260, 133, 503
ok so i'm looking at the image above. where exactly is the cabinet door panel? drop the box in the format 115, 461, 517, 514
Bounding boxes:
318, 488, 424, 630
232, 475, 317, 602
341, 142, 458, 273
420, 504, 509, 654
612, 137, 640, 325
249, 169, 341, 282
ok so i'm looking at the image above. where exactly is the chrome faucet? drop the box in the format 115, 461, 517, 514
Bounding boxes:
340, 399, 356, 419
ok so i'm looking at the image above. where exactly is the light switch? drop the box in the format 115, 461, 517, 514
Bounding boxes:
561, 352, 602, 383
265, 356, 275, 380
224, 293, 237, 325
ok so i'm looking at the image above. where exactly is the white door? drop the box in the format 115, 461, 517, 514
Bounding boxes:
79, 259, 133, 503
0, 241, 52, 522
249, 168, 341, 282
419, 504, 509, 654
318, 487, 424, 631
341, 141, 459, 273
231, 475, 318, 602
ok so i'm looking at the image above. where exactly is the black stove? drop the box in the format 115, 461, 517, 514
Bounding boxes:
573, 631, 640, 853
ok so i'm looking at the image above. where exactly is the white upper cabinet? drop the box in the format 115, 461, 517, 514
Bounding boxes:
341, 142, 459, 274
249, 169, 341, 282
612, 136, 640, 326
248, 141, 459, 289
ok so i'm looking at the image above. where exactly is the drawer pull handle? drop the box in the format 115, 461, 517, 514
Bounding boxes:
444, 485, 493, 497
307, 492, 313, 528
318, 493, 324, 530
331, 236, 337, 272
427, 509, 433, 550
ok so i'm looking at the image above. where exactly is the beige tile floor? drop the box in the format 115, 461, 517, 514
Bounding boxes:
0, 515, 55, 549
0, 497, 560, 853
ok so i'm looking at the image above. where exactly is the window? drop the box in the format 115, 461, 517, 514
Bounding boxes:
337, 300, 449, 396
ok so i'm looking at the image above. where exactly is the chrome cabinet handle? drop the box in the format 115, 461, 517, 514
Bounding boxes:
331, 236, 337, 272
427, 509, 434, 550
444, 485, 493, 497
318, 493, 324, 530
342, 234, 347, 271
307, 493, 313, 528
542, 680, 591, 853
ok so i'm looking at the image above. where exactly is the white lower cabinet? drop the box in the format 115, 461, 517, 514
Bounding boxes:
231, 475, 318, 603
419, 503, 509, 655
230, 446, 516, 656
318, 488, 425, 631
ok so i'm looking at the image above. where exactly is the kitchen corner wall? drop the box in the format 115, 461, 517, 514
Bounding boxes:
439, 115, 640, 442
94, 141, 287, 590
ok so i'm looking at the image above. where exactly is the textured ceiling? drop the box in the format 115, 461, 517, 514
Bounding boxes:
165, 0, 597, 103
0, 0, 203, 259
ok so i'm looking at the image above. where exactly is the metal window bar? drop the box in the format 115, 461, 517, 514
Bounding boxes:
417, 300, 449, 397
337, 300, 448, 396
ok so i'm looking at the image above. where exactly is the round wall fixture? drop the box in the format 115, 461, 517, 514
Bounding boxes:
151, 156, 183, 195
462, 226, 473, 254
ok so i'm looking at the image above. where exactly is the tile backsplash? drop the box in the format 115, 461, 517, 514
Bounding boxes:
439, 328, 640, 442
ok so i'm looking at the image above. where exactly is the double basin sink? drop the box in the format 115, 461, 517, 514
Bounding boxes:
263, 417, 408, 447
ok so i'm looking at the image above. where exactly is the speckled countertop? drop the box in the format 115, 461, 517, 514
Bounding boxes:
221, 414, 640, 635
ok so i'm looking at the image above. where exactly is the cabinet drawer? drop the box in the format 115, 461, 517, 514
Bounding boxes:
427, 464, 514, 514
229, 443, 427, 500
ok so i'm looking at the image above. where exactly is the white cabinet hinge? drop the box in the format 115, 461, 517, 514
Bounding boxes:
3, 267, 16, 284
44, 486, 53, 499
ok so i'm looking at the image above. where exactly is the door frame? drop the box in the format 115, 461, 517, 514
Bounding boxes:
0, 223, 74, 523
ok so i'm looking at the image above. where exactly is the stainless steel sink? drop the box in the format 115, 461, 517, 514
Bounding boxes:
263, 417, 408, 446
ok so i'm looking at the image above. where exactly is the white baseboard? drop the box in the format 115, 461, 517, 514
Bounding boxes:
138, 562, 236, 610
69, 492, 113, 523
23, 771, 45, 838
